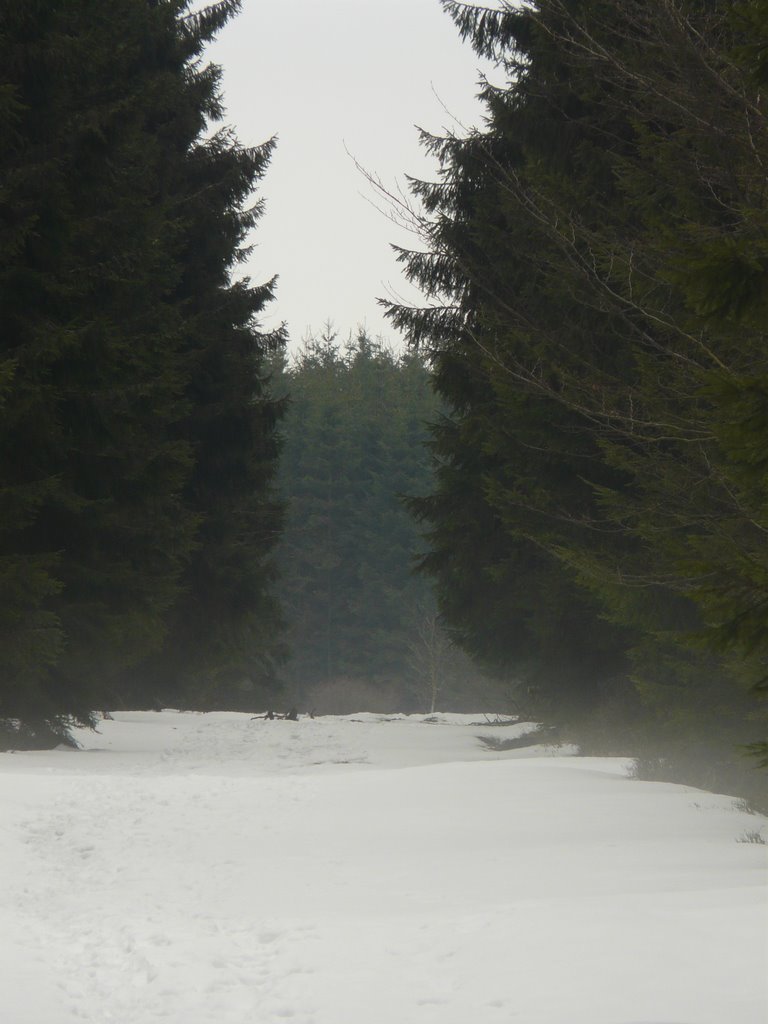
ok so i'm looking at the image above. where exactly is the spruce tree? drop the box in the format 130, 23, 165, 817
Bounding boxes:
120, 51, 287, 709
1, 0, 197, 738
389, 2, 638, 718
0, 0, 285, 739
389, 0, 768, 771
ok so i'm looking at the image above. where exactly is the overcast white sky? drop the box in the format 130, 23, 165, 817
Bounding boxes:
206, 0, 489, 349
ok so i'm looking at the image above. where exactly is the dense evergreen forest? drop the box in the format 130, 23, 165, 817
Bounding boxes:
0, 0, 766, 803
0, 0, 285, 745
387, 0, 768, 798
267, 328, 497, 713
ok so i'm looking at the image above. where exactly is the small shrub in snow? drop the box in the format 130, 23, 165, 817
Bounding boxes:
732, 797, 756, 815
737, 830, 766, 845
627, 756, 668, 781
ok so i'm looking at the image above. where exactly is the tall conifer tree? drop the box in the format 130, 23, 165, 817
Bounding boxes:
0, 0, 284, 740
390, 0, 768, 770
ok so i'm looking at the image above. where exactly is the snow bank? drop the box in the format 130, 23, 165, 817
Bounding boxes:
1, 711, 765, 1023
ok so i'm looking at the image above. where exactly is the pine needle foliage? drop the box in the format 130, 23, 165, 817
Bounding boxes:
0, 0, 285, 739
388, 0, 768, 770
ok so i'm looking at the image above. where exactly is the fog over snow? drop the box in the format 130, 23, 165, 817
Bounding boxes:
1, 711, 766, 1023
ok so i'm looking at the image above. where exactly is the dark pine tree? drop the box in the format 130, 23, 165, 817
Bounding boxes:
388, 0, 768, 780
0, 0, 285, 742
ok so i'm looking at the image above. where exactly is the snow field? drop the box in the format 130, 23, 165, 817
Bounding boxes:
1, 711, 766, 1023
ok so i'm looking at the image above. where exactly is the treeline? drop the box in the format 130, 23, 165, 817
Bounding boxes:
268, 328, 496, 713
389, 0, 768, 790
4, 0, 768, 787
0, 0, 284, 745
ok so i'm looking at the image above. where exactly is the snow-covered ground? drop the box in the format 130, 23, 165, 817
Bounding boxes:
1, 710, 766, 1024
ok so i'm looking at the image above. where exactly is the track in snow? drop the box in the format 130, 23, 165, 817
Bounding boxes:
1, 711, 766, 1024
